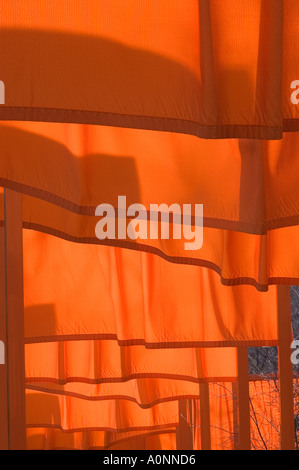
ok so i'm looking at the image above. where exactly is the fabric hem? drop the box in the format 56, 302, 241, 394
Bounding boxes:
0, 106, 293, 139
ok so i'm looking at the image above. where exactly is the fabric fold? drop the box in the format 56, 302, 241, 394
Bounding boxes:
23, 230, 278, 346
0, 0, 296, 138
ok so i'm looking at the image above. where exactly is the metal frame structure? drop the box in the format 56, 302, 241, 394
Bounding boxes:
0, 189, 295, 450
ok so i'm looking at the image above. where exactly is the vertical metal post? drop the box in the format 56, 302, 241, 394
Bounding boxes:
232, 381, 239, 450
277, 285, 295, 450
176, 399, 193, 450
200, 383, 211, 450
4, 189, 26, 450
0, 217, 9, 449
237, 347, 251, 449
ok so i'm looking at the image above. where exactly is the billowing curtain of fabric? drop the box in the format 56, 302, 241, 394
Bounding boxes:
0, 1, 298, 139
22, 230, 278, 347
25, 373, 231, 408
1, 123, 299, 234
26, 390, 180, 432
25, 379, 292, 450
26, 427, 177, 451
25, 342, 239, 388
0, 0, 297, 451
107, 431, 177, 451
21, 230, 282, 449
19, 193, 299, 291
1, 124, 299, 288
20, 229, 281, 448
1, 192, 297, 291
0, 0, 299, 292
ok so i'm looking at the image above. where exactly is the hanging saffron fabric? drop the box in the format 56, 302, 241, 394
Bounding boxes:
0, 1, 298, 139
1, 122, 299, 235
26, 426, 177, 451
22, 230, 278, 347
0, 0, 297, 451
1, 123, 299, 289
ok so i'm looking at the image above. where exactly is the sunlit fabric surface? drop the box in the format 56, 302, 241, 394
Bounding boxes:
0, 1, 299, 138
23, 230, 278, 347
0, 0, 297, 451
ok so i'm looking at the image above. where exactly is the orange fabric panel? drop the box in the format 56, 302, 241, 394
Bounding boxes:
25, 341, 238, 395
1, 123, 299, 288
283, 0, 299, 123
0, 189, 287, 291
19, 196, 299, 290
0, 189, 289, 291
1, 123, 299, 234
26, 389, 179, 432
0, 1, 298, 138
26, 427, 177, 450
24, 378, 209, 408
109, 431, 177, 451
23, 230, 278, 346
25, 379, 297, 449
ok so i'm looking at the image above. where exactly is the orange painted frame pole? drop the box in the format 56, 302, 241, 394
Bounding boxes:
176, 399, 193, 450
232, 382, 238, 450
200, 383, 211, 450
237, 347, 251, 450
277, 285, 295, 450
4, 189, 26, 450
0, 222, 9, 450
